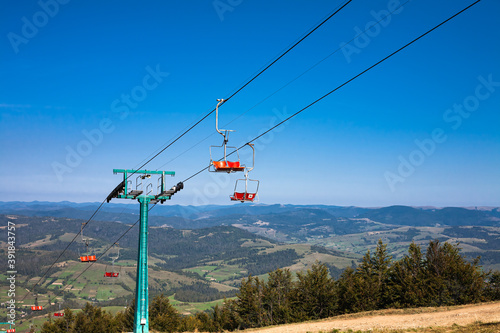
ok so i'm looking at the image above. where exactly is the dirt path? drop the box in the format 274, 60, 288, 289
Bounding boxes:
243, 302, 500, 333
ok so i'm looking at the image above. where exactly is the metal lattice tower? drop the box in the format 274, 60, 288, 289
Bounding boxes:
107, 169, 182, 333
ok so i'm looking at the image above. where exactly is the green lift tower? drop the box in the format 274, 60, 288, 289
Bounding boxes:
107, 169, 183, 333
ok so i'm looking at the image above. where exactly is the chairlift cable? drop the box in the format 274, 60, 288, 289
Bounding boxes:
19, 199, 107, 304
219, 0, 353, 104
21, 196, 143, 303
42, 204, 158, 308
156, 0, 410, 171
127, 0, 353, 175
183, 0, 482, 183
137, 0, 353, 170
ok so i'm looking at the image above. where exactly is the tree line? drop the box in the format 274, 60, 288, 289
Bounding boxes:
41, 239, 500, 332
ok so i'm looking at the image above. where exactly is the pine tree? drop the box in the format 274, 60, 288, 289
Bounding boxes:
293, 261, 336, 320
149, 294, 180, 332
389, 242, 428, 307
352, 239, 392, 311
236, 275, 263, 328
373, 239, 392, 307
485, 270, 500, 300
424, 240, 485, 306
263, 268, 293, 325
335, 266, 364, 314
122, 299, 135, 331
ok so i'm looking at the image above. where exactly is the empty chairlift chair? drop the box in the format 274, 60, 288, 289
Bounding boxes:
104, 243, 120, 278
31, 294, 42, 311
230, 143, 259, 203
54, 303, 64, 317
79, 222, 97, 262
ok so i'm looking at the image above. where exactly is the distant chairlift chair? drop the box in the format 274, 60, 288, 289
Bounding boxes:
104, 243, 120, 278
79, 222, 97, 262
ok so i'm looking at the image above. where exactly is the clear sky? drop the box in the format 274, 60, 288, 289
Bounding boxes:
1, 0, 499, 207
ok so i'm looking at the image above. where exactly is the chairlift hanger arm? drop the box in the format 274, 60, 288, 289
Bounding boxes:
81, 223, 88, 242
215, 99, 235, 139
246, 143, 255, 173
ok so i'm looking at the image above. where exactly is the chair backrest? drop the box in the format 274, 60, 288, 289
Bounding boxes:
232, 192, 245, 200
227, 161, 241, 168
212, 161, 228, 169
245, 193, 256, 201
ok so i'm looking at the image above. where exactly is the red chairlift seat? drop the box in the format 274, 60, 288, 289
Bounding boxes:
80, 255, 96, 262
31, 306, 43, 311
104, 272, 119, 278
230, 192, 257, 202
54, 312, 64, 317
212, 160, 245, 173
7, 329, 15, 333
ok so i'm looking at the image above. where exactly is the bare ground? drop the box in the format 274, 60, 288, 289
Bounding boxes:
241, 302, 500, 333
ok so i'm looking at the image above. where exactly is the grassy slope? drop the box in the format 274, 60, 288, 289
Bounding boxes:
240, 302, 500, 333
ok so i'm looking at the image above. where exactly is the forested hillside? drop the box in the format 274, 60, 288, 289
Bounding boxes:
40, 240, 500, 332
0, 212, 358, 331
2, 203, 500, 331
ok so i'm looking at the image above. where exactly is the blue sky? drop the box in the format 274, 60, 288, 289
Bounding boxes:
1, 0, 499, 207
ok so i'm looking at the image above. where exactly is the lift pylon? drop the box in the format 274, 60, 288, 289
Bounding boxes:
107, 169, 181, 333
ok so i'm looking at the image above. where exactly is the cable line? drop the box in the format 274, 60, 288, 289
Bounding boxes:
183, 0, 482, 183
157, 0, 410, 171
40, 204, 158, 309
19, 199, 107, 304
131, 0, 353, 173
221, 0, 352, 104
122, 0, 353, 173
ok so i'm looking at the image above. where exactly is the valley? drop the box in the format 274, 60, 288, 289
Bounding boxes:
0, 202, 499, 331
